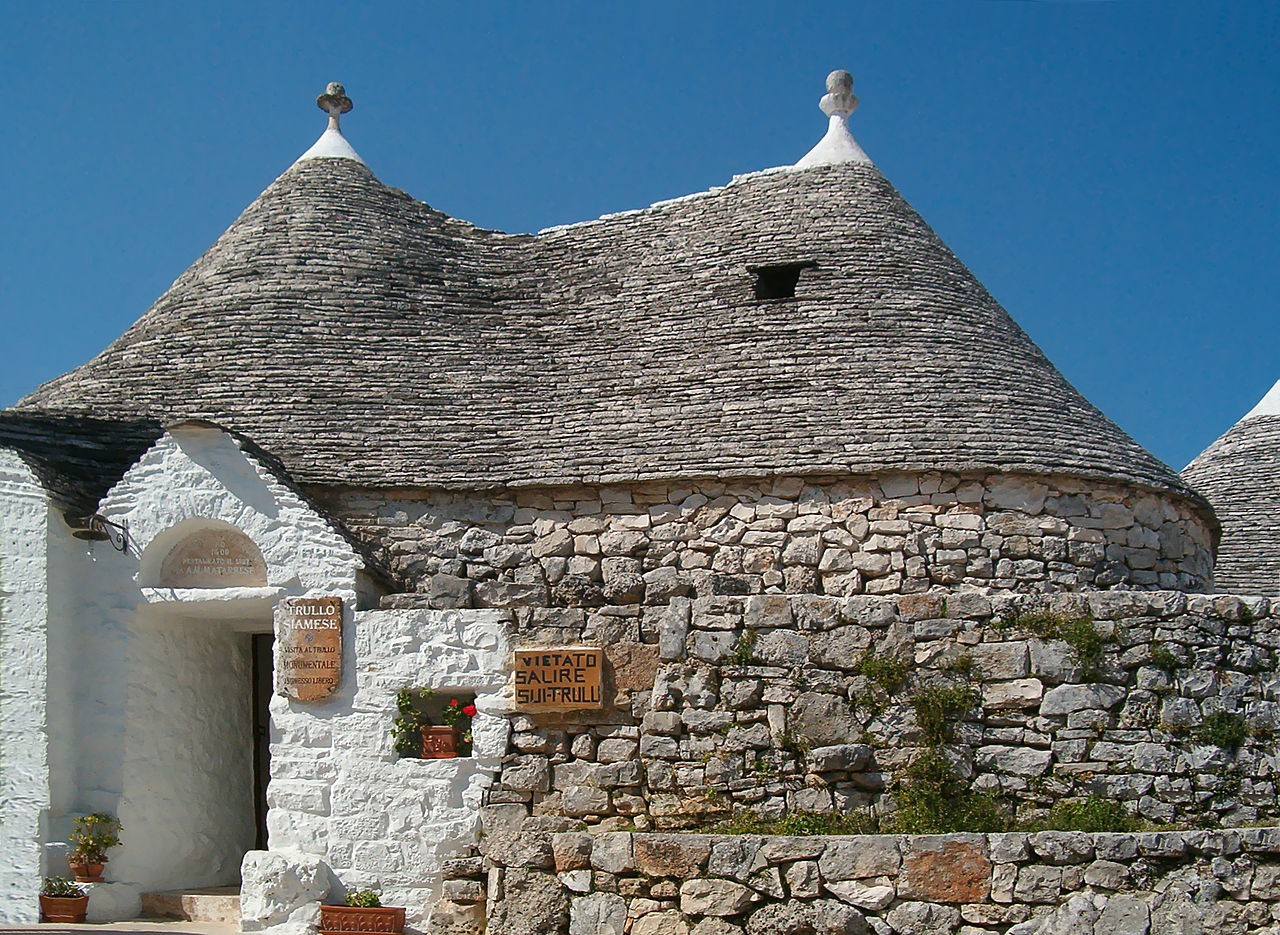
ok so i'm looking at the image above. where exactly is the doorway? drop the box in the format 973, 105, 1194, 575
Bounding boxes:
251, 634, 274, 851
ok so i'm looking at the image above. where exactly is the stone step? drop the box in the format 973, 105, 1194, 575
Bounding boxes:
140, 888, 242, 924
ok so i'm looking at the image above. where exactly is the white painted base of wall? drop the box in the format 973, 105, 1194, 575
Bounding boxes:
85, 882, 143, 922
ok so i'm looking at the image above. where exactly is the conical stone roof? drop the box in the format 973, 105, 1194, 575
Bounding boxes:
1183, 381, 1280, 595
17, 98, 1202, 508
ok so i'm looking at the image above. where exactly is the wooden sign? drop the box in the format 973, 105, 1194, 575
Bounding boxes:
513, 647, 603, 711
275, 597, 343, 702
158, 528, 267, 588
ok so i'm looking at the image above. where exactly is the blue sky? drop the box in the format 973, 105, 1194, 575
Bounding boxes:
3, 1, 1277, 471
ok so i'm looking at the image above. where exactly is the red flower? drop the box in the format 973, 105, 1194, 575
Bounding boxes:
463, 704, 477, 717
449, 698, 459, 707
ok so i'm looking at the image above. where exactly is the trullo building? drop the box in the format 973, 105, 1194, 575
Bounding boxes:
2, 74, 1277, 934
1183, 379, 1280, 597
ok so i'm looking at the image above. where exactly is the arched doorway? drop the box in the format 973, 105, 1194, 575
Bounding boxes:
122, 521, 276, 891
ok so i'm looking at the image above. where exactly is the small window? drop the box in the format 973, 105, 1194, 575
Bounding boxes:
749, 261, 816, 300
392, 687, 477, 758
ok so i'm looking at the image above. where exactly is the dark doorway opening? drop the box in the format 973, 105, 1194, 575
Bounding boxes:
251, 634, 274, 851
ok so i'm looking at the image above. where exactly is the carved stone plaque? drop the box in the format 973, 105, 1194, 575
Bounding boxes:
275, 597, 343, 702
513, 647, 603, 711
158, 528, 267, 588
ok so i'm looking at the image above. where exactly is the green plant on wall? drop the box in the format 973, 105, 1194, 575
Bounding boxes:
1040, 795, 1137, 833
1000, 609, 1114, 679
889, 749, 1008, 834
849, 649, 912, 721
1197, 711, 1247, 751
852, 651, 910, 696
728, 629, 757, 666
709, 808, 880, 836
1149, 643, 1180, 675
910, 685, 978, 746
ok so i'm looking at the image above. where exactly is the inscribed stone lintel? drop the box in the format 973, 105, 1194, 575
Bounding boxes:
275, 596, 343, 702
158, 527, 268, 588
513, 646, 604, 711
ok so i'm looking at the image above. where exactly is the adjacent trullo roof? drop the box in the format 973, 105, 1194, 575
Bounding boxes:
1183, 378, 1280, 594
16, 74, 1204, 511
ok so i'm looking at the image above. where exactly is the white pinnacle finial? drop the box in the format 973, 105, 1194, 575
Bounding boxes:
1239, 378, 1280, 424
296, 81, 366, 166
794, 69, 872, 170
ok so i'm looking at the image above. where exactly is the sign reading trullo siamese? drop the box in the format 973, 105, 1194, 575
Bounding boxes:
276, 597, 343, 701
513, 647, 603, 710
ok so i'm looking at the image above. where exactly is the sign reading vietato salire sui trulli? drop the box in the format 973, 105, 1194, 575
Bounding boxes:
275, 597, 343, 702
514, 647, 603, 711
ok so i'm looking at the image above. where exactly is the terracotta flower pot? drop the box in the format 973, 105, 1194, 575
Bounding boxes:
40, 894, 90, 923
68, 858, 106, 883
421, 725, 460, 759
319, 904, 406, 935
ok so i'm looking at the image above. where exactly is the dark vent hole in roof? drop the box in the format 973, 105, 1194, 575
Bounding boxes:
750, 261, 816, 300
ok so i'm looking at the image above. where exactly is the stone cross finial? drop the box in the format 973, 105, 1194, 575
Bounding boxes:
819, 70, 859, 119
316, 82, 353, 130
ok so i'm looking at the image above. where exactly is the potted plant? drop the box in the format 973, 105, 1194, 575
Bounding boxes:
319, 889, 405, 935
67, 813, 122, 882
40, 877, 89, 923
390, 687, 475, 759
434, 696, 476, 758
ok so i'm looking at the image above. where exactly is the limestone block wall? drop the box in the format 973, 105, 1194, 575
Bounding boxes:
483, 590, 1280, 830
241, 607, 514, 934
0, 452, 52, 924
462, 827, 1280, 935
319, 471, 1214, 606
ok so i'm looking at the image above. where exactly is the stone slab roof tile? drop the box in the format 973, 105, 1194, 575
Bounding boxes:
0, 412, 163, 513
1183, 413, 1280, 595
16, 157, 1203, 515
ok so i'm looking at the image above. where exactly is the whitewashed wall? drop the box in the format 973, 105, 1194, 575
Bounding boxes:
54, 424, 367, 920
241, 606, 512, 935
6, 424, 517, 929
0, 451, 53, 923
119, 618, 256, 890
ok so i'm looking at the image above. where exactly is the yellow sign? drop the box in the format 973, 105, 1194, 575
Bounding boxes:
514, 647, 603, 710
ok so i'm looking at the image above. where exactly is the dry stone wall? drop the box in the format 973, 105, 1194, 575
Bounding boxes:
454, 827, 1280, 935
478, 590, 1280, 831
325, 471, 1214, 605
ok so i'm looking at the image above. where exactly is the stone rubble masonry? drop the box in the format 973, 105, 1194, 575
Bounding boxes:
484, 589, 1280, 830
456, 827, 1280, 935
322, 470, 1214, 606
